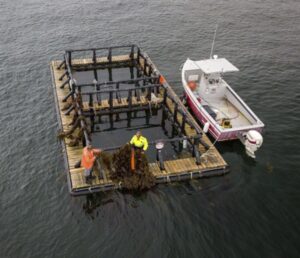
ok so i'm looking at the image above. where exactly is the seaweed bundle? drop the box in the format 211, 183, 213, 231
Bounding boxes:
100, 144, 155, 191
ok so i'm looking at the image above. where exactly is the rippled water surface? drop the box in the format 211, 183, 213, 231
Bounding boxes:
1, 0, 300, 257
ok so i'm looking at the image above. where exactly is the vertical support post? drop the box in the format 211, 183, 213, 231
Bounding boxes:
93, 49, 98, 82
108, 48, 112, 63
89, 93, 93, 107
93, 69, 98, 82
146, 86, 152, 101
130, 66, 134, 79
90, 111, 95, 133
148, 66, 153, 78
127, 89, 132, 127
145, 109, 150, 125
163, 87, 167, 105
145, 86, 151, 123
161, 88, 168, 129
116, 82, 121, 103
136, 81, 141, 102
161, 107, 166, 130
92, 49, 97, 64
141, 77, 146, 93
143, 60, 147, 75
95, 80, 101, 106
178, 138, 183, 153
82, 133, 86, 147
181, 114, 186, 135
137, 47, 141, 66
136, 66, 140, 78
154, 74, 159, 95
108, 67, 113, 82
109, 91, 114, 129
130, 45, 135, 60
68, 51, 72, 68
156, 149, 165, 170
172, 103, 178, 137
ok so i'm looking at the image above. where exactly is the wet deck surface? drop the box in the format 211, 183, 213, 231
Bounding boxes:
51, 56, 229, 195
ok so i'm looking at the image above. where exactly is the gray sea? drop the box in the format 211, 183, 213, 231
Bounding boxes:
1, 0, 300, 257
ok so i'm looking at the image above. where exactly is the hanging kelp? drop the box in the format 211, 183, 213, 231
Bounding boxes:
101, 144, 155, 191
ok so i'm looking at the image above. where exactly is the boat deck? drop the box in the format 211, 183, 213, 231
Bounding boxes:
213, 99, 251, 128
51, 53, 229, 195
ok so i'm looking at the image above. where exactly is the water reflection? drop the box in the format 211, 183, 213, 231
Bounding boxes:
82, 193, 114, 216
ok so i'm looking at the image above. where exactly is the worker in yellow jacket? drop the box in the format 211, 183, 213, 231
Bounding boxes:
130, 131, 148, 171
130, 131, 149, 152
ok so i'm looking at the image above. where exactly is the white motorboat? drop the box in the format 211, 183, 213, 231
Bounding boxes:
181, 55, 265, 158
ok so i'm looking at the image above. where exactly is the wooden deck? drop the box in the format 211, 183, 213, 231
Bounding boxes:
51, 55, 229, 196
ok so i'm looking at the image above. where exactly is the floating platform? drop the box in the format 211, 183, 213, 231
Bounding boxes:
50, 45, 229, 196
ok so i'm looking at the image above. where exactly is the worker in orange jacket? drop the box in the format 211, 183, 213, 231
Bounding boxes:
81, 144, 101, 183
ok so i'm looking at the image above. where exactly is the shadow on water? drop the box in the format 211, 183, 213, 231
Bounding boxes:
217, 140, 257, 167
82, 192, 114, 217
82, 189, 150, 217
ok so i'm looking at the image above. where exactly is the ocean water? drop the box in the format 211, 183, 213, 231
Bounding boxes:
1, 0, 300, 257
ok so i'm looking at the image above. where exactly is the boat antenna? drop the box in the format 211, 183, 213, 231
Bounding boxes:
209, 24, 218, 59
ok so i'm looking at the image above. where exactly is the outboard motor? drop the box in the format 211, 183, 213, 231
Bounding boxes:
242, 130, 263, 158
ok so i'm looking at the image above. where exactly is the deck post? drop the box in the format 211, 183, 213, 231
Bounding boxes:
137, 48, 141, 66
108, 67, 113, 82
130, 66, 134, 79
135, 81, 141, 101
145, 109, 150, 125
93, 49, 96, 64
68, 51, 72, 68
127, 89, 132, 127
172, 103, 178, 137
109, 91, 114, 128
143, 58, 147, 75
161, 107, 166, 129
148, 66, 153, 79
116, 82, 121, 103
181, 114, 186, 135
82, 133, 86, 147
130, 45, 135, 60
93, 69, 98, 82
89, 93, 93, 107
146, 86, 152, 101
90, 111, 95, 132
108, 48, 112, 63
156, 149, 165, 170
162, 87, 167, 105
